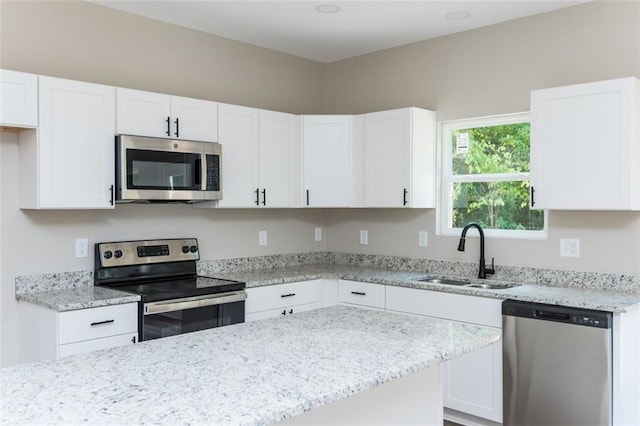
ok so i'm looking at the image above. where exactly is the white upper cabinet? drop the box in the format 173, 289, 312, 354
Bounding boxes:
0, 69, 38, 128
302, 115, 353, 207
363, 107, 436, 207
259, 110, 301, 207
116, 88, 217, 142
20, 76, 116, 209
530, 77, 640, 210
216, 103, 260, 208
214, 105, 300, 208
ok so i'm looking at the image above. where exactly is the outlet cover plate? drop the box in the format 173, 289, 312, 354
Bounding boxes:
418, 231, 428, 247
259, 230, 268, 246
75, 238, 88, 258
560, 238, 580, 258
315, 227, 322, 242
360, 230, 368, 245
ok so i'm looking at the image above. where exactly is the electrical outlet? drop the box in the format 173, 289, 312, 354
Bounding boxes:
314, 227, 322, 242
259, 230, 268, 246
418, 231, 428, 247
360, 230, 368, 245
75, 238, 88, 258
560, 238, 580, 258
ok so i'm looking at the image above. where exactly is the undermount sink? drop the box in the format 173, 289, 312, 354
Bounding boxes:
416, 277, 519, 290
418, 278, 470, 286
465, 282, 519, 290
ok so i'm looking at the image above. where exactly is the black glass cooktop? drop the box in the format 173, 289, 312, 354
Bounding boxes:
100, 276, 245, 303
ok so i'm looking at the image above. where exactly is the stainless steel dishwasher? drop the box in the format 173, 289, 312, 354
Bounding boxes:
502, 299, 612, 426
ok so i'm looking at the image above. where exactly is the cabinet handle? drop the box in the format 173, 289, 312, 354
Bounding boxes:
255, 188, 260, 206
174, 118, 179, 138
131, 336, 137, 344
262, 189, 266, 206
530, 186, 536, 207
109, 185, 114, 206
351, 291, 366, 296
306, 189, 310, 206
280, 293, 296, 298
90, 319, 114, 326
403, 188, 408, 206
288, 309, 293, 314
281, 310, 287, 316
165, 116, 171, 136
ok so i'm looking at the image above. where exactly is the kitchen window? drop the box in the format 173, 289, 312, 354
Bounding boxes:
439, 113, 547, 238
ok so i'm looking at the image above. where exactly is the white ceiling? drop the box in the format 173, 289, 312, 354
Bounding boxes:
91, 1, 588, 63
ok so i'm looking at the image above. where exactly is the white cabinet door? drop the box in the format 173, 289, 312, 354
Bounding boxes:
385, 285, 502, 423
530, 77, 640, 210
338, 280, 385, 309
363, 107, 436, 207
170, 96, 218, 142
302, 115, 352, 207
0, 69, 38, 128
116, 88, 171, 138
259, 110, 300, 207
245, 280, 326, 322
216, 103, 260, 208
19, 301, 138, 362
443, 341, 503, 423
25, 76, 115, 209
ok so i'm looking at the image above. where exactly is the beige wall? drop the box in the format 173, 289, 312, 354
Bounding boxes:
0, 0, 328, 366
324, 1, 640, 275
0, 0, 324, 113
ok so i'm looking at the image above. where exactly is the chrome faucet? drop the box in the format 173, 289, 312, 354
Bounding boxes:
457, 222, 495, 279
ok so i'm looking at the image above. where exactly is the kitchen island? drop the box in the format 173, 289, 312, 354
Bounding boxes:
1, 305, 500, 425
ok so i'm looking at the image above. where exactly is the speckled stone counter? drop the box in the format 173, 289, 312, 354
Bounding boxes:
200, 263, 640, 314
1, 305, 500, 425
16, 286, 140, 311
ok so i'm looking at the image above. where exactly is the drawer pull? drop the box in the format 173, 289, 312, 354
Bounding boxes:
90, 319, 115, 327
280, 293, 296, 298
351, 291, 366, 296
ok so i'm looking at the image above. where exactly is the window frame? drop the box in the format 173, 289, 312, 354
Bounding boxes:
437, 112, 548, 239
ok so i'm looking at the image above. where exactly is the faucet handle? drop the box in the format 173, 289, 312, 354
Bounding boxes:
486, 257, 496, 276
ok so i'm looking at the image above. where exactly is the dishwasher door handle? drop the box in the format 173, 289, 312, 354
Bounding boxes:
534, 310, 570, 321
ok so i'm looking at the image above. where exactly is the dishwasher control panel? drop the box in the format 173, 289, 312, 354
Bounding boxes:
503, 300, 612, 329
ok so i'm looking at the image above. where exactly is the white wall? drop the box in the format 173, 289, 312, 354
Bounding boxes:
323, 1, 640, 275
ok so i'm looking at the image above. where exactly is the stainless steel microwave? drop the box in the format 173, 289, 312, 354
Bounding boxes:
116, 134, 221, 203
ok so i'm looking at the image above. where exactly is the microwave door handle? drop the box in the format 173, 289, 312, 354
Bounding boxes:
199, 154, 206, 190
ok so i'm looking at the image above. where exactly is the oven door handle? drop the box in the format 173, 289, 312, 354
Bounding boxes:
143, 290, 247, 315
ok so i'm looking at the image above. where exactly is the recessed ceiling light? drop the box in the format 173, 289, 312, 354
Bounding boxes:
316, 4, 341, 14
446, 11, 471, 21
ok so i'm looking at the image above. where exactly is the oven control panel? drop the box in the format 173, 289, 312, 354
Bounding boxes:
96, 238, 199, 267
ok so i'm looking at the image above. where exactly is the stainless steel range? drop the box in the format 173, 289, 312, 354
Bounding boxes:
94, 238, 246, 341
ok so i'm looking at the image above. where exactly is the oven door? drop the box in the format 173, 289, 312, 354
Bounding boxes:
140, 290, 246, 341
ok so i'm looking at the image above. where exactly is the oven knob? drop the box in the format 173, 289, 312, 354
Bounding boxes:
114, 250, 123, 258
182, 246, 190, 253
190, 245, 198, 253
103, 250, 113, 259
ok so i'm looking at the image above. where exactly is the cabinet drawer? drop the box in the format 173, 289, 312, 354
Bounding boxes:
245, 301, 323, 322
246, 281, 323, 313
58, 332, 138, 358
386, 286, 502, 328
58, 303, 138, 344
338, 280, 385, 309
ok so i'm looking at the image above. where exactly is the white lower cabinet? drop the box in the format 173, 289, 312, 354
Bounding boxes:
245, 280, 334, 322
386, 285, 503, 424
338, 280, 385, 309
18, 301, 138, 363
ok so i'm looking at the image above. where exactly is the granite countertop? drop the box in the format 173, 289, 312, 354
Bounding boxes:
16, 263, 640, 313
207, 264, 640, 313
16, 285, 140, 311
1, 305, 500, 425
